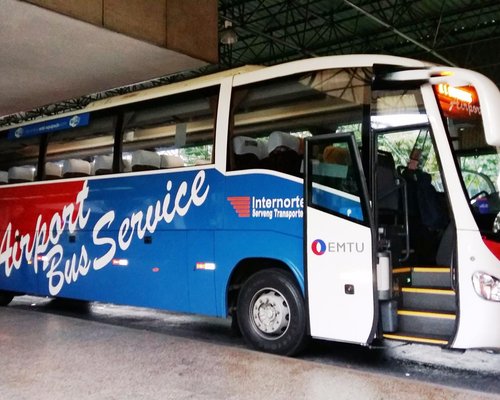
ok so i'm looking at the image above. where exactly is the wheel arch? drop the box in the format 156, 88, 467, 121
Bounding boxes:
226, 257, 303, 318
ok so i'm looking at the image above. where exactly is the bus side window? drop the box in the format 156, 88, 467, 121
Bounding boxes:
229, 68, 369, 175
0, 132, 40, 184
44, 113, 115, 179
320, 144, 358, 195
121, 86, 218, 171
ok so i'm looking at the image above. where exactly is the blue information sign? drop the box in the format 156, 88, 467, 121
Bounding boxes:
8, 113, 90, 140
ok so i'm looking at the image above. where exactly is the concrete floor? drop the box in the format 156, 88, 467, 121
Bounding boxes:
0, 306, 498, 400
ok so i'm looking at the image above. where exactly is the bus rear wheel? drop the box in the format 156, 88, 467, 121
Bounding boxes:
0, 290, 15, 306
237, 269, 307, 356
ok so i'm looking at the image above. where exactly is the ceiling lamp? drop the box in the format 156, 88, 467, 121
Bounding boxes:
220, 20, 238, 45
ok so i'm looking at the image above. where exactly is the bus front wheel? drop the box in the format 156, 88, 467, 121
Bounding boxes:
0, 290, 15, 306
237, 269, 307, 356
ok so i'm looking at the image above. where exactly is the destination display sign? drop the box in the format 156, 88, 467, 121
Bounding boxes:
8, 113, 90, 140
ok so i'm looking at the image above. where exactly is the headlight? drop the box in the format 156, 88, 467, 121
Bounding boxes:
472, 272, 500, 301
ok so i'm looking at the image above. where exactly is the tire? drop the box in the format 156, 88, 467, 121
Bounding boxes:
237, 268, 308, 356
0, 290, 15, 306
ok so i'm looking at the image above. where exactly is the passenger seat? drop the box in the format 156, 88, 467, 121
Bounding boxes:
233, 136, 266, 169
262, 131, 302, 175
160, 155, 184, 169
62, 159, 91, 178
0, 171, 8, 185
45, 162, 63, 180
131, 150, 161, 171
94, 155, 113, 175
8, 166, 36, 183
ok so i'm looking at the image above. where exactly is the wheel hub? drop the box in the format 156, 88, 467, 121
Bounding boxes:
252, 290, 290, 336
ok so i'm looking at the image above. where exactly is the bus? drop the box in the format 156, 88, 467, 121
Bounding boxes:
0, 55, 499, 356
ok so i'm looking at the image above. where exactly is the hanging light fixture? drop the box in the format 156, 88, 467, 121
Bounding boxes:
220, 20, 238, 45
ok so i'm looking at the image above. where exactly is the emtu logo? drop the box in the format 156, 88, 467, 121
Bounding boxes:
311, 239, 326, 255
227, 196, 251, 217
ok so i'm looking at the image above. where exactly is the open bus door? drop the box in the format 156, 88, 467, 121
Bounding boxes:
304, 133, 377, 344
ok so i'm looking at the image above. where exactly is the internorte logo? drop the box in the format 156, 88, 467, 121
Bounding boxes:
227, 196, 251, 217
311, 238, 365, 255
227, 195, 303, 220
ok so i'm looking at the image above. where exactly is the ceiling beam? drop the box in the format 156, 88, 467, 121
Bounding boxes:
342, 0, 457, 66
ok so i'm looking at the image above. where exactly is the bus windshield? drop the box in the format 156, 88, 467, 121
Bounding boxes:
434, 83, 500, 239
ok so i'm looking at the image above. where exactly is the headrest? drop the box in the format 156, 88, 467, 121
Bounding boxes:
160, 155, 184, 168
8, 166, 35, 182
0, 170, 8, 183
234, 136, 266, 159
131, 150, 160, 169
62, 159, 91, 176
122, 158, 132, 172
94, 155, 113, 172
45, 162, 63, 178
268, 131, 300, 154
323, 146, 350, 165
